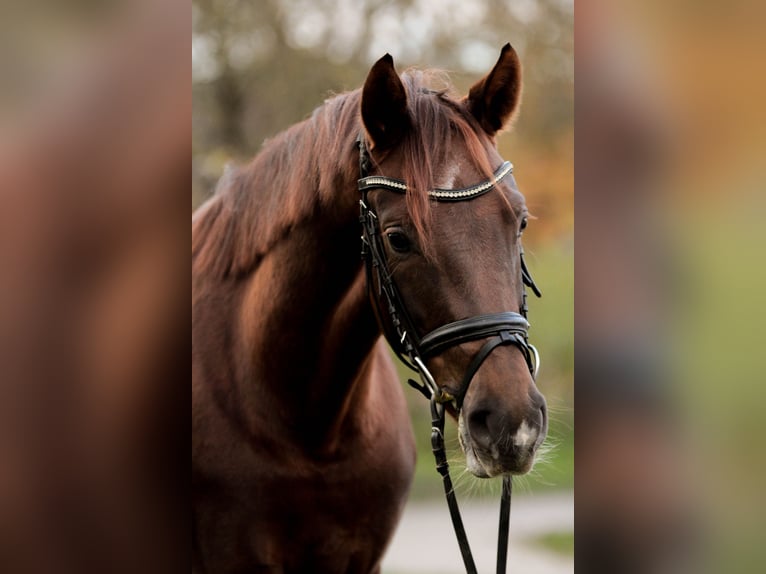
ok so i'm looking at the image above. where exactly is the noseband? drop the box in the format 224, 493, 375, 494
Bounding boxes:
357, 135, 542, 574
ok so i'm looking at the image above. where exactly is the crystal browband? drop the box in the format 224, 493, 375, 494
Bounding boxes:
358, 161, 513, 202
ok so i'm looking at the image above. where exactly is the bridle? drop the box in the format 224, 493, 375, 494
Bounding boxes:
357, 135, 542, 574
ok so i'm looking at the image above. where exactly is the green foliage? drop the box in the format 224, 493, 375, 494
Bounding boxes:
525, 239, 574, 401
531, 531, 575, 556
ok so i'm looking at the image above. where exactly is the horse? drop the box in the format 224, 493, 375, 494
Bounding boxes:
192, 43, 547, 573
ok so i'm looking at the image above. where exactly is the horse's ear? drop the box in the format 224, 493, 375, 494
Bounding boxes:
361, 54, 409, 150
465, 43, 522, 135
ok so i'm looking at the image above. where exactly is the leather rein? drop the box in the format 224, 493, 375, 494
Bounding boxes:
357, 135, 542, 574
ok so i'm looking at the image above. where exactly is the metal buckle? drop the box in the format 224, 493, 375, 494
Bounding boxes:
529, 343, 541, 379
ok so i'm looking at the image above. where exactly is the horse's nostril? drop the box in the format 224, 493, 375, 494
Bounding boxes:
535, 402, 549, 449
467, 409, 493, 449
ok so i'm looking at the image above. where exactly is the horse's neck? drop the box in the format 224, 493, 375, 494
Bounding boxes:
234, 188, 381, 451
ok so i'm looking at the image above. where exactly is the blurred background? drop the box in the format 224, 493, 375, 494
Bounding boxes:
193, 1, 573, 572
0, 1, 187, 573
576, 0, 766, 572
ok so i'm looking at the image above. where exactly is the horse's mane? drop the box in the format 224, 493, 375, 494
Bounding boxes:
192, 69, 494, 280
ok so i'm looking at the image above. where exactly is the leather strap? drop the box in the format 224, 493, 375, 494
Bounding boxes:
431, 399, 478, 574
430, 398, 513, 574
420, 312, 530, 358
497, 476, 512, 574
521, 249, 542, 298
452, 331, 528, 409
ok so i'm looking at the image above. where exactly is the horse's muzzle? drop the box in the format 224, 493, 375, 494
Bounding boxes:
459, 396, 548, 477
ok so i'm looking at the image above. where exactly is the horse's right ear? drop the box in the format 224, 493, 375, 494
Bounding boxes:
361, 54, 409, 150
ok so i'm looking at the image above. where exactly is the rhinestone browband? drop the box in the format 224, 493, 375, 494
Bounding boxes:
358, 161, 513, 202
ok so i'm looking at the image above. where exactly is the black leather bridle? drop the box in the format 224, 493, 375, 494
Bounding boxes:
357, 135, 542, 574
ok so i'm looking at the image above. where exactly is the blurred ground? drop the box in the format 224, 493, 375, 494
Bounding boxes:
382, 491, 573, 574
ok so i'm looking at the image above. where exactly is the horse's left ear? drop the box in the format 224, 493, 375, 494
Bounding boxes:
465, 43, 522, 135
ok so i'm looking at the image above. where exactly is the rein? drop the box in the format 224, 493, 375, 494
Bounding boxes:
356, 135, 542, 573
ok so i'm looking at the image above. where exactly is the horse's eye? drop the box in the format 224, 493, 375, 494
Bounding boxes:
520, 217, 528, 232
386, 231, 411, 253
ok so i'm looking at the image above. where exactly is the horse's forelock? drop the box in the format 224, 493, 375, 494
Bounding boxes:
396, 70, 497, 257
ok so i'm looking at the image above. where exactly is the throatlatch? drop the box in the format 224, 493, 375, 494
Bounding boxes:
357, 135, 541, 574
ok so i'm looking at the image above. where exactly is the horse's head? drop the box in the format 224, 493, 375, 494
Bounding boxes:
359, 45, 547, 477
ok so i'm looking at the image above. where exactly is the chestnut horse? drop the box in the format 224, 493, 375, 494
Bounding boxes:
192, 44, 547, 573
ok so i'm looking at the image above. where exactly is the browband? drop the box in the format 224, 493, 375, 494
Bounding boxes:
358, 161, 514, 202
